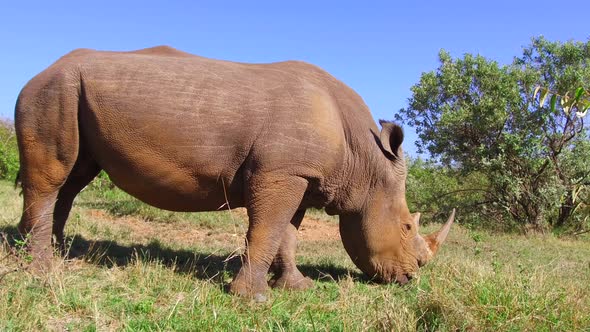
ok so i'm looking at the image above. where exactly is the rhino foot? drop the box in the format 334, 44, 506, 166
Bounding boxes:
269, 271, 313, 290
26, 251, 54, 275
228, 269, 270, 301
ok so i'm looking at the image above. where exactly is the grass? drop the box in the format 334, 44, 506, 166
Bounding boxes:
1, 180, 590, 331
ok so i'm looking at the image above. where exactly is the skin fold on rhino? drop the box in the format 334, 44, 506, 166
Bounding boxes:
14, 46, 454, 298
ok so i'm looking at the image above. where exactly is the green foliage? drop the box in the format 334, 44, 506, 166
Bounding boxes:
534, 86, 590, 118
398, 37, 590, 231
406, 156, 499, 229
0, 120, 19, 182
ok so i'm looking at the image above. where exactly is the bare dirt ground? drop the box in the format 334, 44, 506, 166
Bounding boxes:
298, 217, 340, 241
83, 208, 340, 247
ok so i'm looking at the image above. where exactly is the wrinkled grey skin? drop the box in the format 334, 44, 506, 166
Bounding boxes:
14, 46, 454, 298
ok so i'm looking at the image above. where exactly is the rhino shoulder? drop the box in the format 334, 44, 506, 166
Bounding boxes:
58, 48, 97, 60
129, 45, 195, 58
274, 60, 331, 77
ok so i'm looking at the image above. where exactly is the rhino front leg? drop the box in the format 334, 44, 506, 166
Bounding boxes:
17, 147, 77, 272
269, 209, 313, 290
229, 175, 307, 299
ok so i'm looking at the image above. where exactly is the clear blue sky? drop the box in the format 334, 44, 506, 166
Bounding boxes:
1, 1, 588, 154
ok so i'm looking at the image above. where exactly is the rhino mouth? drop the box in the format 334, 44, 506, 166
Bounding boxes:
395, 273, 413, 285
370, 264, 416, 285
370, 272, 414, 285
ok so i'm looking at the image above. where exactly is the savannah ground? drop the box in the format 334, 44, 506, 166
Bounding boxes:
1, 179, 589, 331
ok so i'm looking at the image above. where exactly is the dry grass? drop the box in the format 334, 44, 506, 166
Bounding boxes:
1, 180, 589, 331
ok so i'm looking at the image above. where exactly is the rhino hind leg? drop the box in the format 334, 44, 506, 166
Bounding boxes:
17, 142, 79, 272
15, 75, 81, 272
52, 156, 101, 256
269, 209, 313, 290
229, 175, 308, 299
18, 187, 60, 272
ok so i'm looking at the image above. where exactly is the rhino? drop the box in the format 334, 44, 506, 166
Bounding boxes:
14, 46, 454, 298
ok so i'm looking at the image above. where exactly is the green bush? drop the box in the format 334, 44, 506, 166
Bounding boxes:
398, 37, 590, 231
0, 119, 19, 182
405, 157, 517, 231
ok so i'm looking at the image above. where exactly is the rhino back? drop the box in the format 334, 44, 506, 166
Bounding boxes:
67, 51, 362, 210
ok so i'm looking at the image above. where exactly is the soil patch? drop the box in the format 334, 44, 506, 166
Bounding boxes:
83, 209, 339, 246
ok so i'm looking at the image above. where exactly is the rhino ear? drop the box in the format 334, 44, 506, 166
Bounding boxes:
379, 120, 404, 159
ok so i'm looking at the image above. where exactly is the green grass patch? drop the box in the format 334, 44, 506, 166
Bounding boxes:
1, 180, 589, 331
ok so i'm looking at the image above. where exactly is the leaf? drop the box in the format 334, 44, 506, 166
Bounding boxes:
533, 86, 541, 100
539, 88, 550, 107
575, 100, 590, 118
550, 94, 557, 114
561, 92, 572, 115
574, 87, 585, 102
561, 91, 570, 105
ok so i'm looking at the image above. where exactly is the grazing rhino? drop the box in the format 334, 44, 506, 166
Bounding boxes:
14, 46, 454, 298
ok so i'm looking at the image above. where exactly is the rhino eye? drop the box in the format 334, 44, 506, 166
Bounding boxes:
403, 223, 412, 232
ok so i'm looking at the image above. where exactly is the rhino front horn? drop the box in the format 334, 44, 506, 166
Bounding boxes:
424, 209, 455, 256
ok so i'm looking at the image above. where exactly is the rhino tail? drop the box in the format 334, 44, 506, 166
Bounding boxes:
14, 169, 20, 189
13, 170, 22, 195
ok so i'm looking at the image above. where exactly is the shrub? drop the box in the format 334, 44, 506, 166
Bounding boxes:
0, 119, 19, 182
398, 37, 590, 231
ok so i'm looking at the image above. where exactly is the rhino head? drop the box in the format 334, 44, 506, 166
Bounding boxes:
339, 121, 455, 284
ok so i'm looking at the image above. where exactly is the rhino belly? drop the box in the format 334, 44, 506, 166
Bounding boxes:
79, 109, 247, 212
102, 158, 245, 213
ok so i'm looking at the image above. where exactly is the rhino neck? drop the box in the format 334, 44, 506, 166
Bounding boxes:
325, 125, 398, 215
